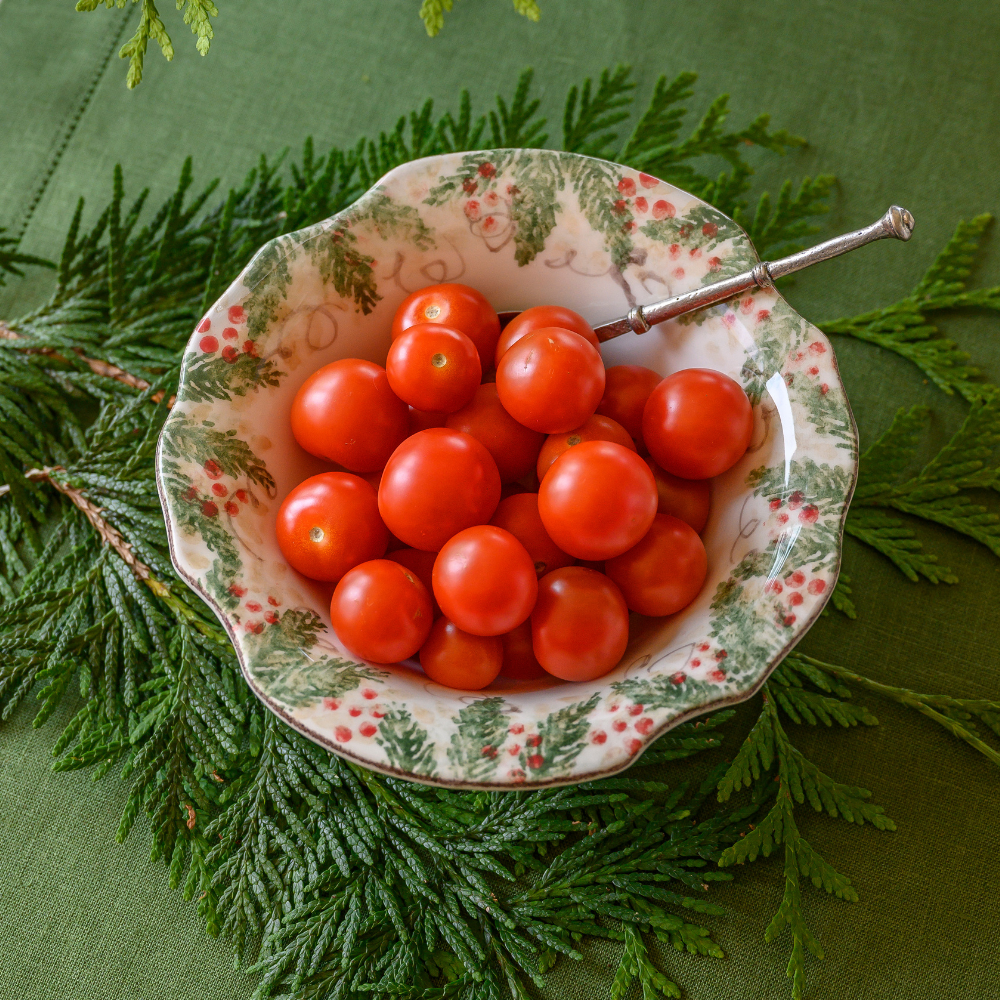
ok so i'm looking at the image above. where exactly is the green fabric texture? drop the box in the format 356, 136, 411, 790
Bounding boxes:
1, 1, 999, 998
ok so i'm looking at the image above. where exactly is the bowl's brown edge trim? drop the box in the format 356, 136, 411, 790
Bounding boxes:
155, 150, 860, 790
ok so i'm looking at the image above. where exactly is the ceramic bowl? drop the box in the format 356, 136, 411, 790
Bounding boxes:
157, 149, 857, 789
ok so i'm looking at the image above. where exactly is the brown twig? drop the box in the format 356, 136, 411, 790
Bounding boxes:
0, 320, 172, 405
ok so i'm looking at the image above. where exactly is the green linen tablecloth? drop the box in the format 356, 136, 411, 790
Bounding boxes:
1, 1, 998, 997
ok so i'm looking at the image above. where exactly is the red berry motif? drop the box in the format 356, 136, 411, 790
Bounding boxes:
613, 719, 628, 732
222, 327, 238, 340
483, 191, 499, 207
634, 196, 648, 212
652, 200, 675, 219
527, 754, 544, 769
246, 601, 262, 612
360, 723, 378, 738
635, 717, 653, 735
698, 642, 710, 652
200, 335, 219, 353
334, 726, 352, 742
478, 162, 495, 178
222, 345, 239, 363
708, 256, 722, 271
349, 707, 362, 717
526, 734, 542, 748
808, 341, 827, 355
184, 485, 198, 501
203, 459, 223, 479
709, 669, 726, 682
820, 383, 830, 395
481, 745, 497, 758
702, 222, 718, 238
224, 501, 238, 516
197, 318, 211, 333
212, 483, 227, 496
739, 296, 754, 314
627, 738, 642, 755
639, 172, 659, 188
323, 698, 340, 710
756, 309, 770, 323
769, 498, 782, 511
715, 650, 728, 660
670, 672, 686, 685
591, 730, 607, 744
618, 177, 637, 196
691, 659, 700, 667
808, 365, 819, 376
672, 267, 685, 279
362, 688, 377, 699
783, 614, 796, 627
799, 505, 819, 523
462, 178, 477, 194
265, 611, 279, 624
778, 512, 790, 524
229, 584, 246, 597
464, 201, 480, 221
787, 570, 806, 587
808, 579, 826, 595
628, 703, 643, 716
788, 592, 804, 606
267, 595, 279, 606
202, 501, 218, 517
243, 340, 256, 356
612, 199, 627, 215
235, 490, 249, 503
508, 744, 520, 755
509, 723, 524, 735
228, 305, 245, 324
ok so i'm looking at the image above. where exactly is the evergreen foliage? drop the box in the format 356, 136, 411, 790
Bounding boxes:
1, 66, 999, 1000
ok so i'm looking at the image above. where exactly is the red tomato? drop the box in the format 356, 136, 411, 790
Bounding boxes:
645, 457, 711, 533
378, 428, 501, 551
330, 559, 433, 662
538, 441, 657, 560
432, 525, 538, 636
596, 365, 662, 452
276, 473, 387, 582
495, 328, 606, 434
420, 618, 503, 690
392, 283, 500, 370
290, 359, 408, 473
386, 324, 481, 413
275, 473, 387, 582
531, 567, 629, 681
605, 514, 707, 616
489, 492, 573, 577
494, 305, 599, 366
446, 383, 544, 483
642, 368, 753, 479
387, 547, 441, 616
536, 413, 636, 480
499, 620, 547, 680
408, 407, 448, 434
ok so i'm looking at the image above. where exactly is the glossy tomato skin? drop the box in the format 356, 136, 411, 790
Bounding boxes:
531, 567, 629, 682
645, 457, 711, 533
605, 514, 708, 616
642, 368, 753, 479
538, 440, 658, 560
446, 383, 544, 483
420, 618, 503, 690
290, 359, 408, 473
387, 547, 441, 617
489, 492, 573, 577
276, 473, 387, 582
499, 620, 547, 680
408, 406, 448, 434
330, 559, 433, 663
378, 428, 501, 551
392, 283, 501, 370
494, 305, 599, 366
495, 328, 606, 434
536, 413, 636, 480
386, 324, 481, 413
432, 525, 538, 636
596, 365, 663, 452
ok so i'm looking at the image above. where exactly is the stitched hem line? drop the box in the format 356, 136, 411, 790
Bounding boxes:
12, 6, 133, 242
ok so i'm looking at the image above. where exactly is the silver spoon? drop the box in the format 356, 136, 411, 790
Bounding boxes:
499, 205, 915, 341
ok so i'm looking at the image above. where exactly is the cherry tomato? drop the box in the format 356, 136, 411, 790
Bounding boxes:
596, 365, 662, 452
420, 618, 503, 690
386, 324, 481, 413
489, 492, 573, 577
330, 559, 433, 662
536, 413, 636, 480
499, 620, 547, 680
446, 383, 545, 484
538, 440, 657, 560
531, 567, 629, 682
290, 359, 408, 473
392, 283, 501, 370
642, 368, 753, 479
495, 327, 605, 434
645, 457, 711, 533
494, 305, 599, 366
432, 525, 538, 636
378, 428, 501, 551
387, 547, 441, 617
409, 406, 448, 434
605, 514, 707, 616
276, 473, 387, 582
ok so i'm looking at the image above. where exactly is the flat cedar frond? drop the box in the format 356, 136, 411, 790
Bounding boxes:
820, 215, 999, 400
0, 226, 55, 286
1, 65, 999, 1000
845, 396, 1000, 584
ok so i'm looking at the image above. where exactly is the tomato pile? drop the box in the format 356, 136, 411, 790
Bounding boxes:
277, 282, 753, 690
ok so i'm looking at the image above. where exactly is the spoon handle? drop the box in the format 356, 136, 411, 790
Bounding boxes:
592, 205, 915, 343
